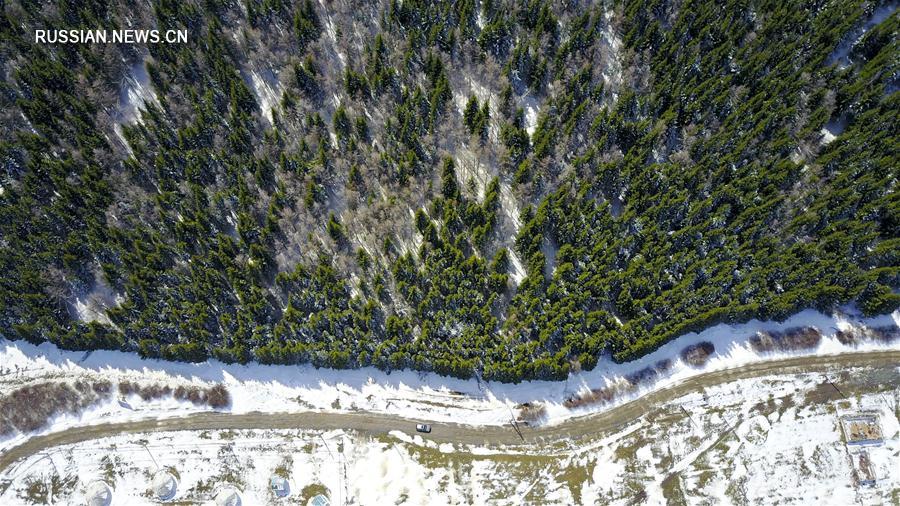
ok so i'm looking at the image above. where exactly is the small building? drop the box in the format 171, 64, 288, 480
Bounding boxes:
270, 476, 289, 497
840, 414, 883, 445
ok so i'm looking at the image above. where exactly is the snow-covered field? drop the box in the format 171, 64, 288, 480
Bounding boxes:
1, 365, 896, 505
0, 308, 897, 457
574, 368, 900, 505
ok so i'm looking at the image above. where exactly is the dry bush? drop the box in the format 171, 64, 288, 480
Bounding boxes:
871, 326, 899, 342
835, 329, 863, 345
680, 342, 715, 367
750, 327, 822, 352
625, 359, 673, 386
138, 384, 171, 401
92, 380, 113, 395
563, 381, 632, 409
119, 379, 172, 400
205, 384, 231, 409
118, 380, 137, 396
0, 381, 112, 435
173, 385, 204, 404
0, 378, 229, 437
836, 326, 899, 345
565, 357, 677, 409
516, 402, 547, 424
121, 381, 230, 408
749, 331, 777, 352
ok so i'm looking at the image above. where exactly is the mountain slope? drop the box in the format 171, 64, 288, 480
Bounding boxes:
0, 0, 897, 381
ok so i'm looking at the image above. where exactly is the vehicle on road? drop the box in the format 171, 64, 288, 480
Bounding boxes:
415, 423, 431, 433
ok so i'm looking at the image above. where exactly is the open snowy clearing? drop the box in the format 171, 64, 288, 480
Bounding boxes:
0, 362, 896, 505
0, 308, 897, 457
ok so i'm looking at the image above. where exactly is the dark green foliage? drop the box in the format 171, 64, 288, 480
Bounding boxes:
293, 58, 320, 99
333, 105, 352, 141
293, 0, 320, 53
463, 95, 490, 139
326, 213, 347, 245
0, 0, 896, 383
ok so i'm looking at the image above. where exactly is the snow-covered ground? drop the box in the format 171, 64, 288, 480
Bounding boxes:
247, 68, 282, 123
0, 308, 897, 456
2, 428, 347, 505
112, 59, 159, 154
820, 114, 849, 146
598, 8, 623, 106
116, 60, 159, 125
2, 365, 896, 505
574, 369, 900, 505
522, 94, 540, 137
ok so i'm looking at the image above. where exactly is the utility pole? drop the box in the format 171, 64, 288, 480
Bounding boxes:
319, 434, 335, 461
507, 406, 525, 441
823, 375, 846, 399
141, 443, 159, 469
680, 406, 700, 430
510, 418, 525, 442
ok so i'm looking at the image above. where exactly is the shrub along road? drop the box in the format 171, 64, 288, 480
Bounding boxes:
1, 350, 897, 477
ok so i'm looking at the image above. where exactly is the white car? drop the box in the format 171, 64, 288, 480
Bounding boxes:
415, 423, 432, 433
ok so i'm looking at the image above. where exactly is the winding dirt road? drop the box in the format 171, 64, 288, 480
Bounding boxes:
1, 350, 898, 475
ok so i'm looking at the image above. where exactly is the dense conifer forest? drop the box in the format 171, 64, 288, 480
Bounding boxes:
0, 0, 897, 381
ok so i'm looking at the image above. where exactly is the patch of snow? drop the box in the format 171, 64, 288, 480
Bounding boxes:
112, 123, 134, 157
71, 297, 111, 325
68, 271, 123, 325
820, 115, 849, 146
508, 249, 527, 285
248, 69, 282, 124
827, 3, 898, 69
468, 79, 492, 104
395, 206, 424, 257
541, 238, 559, 277
18, 112, 37, 135
116, 60, 159, 125
597, 9, 623, 106
610, 191, 625, 217
521, 94, 540, 137
453, 91, 469, 115
498, 182, 521, 231
455, 77, 501, 143
318, 0, 346, 70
